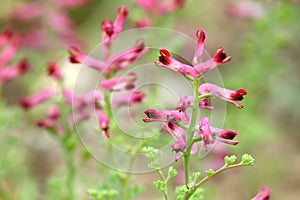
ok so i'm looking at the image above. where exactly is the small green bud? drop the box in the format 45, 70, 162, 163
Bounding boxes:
167, 166, 177, 180
224, 155, 237, 165
154, 180, 166, 191
149, 161, 160, 169
192, 172, 201, 182
241, 154, 255, 166
205, 169, 214, 176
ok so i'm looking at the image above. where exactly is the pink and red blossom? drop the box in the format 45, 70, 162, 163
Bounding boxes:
155, 30, 231, 79
155, 49, 200, 78
143, 109, 188, 124
198, 83, 247, 108
251, 187, 271, 200
20, 88, 56, 110
135, 0, 184, 16
100, 73, 137, 91
195, 117, 238, 152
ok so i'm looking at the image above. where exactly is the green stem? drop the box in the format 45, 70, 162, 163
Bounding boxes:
62, 142, 76, 200
183, 78, 200, 187
121, 140, 147, 200
184, 163, 250, 199
157, 169, 168, 200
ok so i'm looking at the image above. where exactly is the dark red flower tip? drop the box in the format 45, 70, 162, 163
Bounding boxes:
167, 122, 176, 130
144, 109, 156, 118
175, 0, 185, 7
19, 100, 32, 110
214, 47, 231, 63
118, 6, 129, 17
18, 58, 30, 73
47, 61, 57, 73
2, 29, 13, 40
101, 20, 114, 37
220, 130, 237, 140
230, 89, 247, 101
134, 39, 145, 53
68, 45, 81, 63
158, 49, 171, 65
195, 29, 206, 43
142, 118, 151, 123
37, 120, 47, 128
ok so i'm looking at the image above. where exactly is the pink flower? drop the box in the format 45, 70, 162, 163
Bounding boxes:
155, 49, 200, 78
194, 47, 231, 74
62, 88, 103, 111
163, 123, 186, 160
0, 36, 22, 68
0, 29, 13, 47
11, 2, 43, 21
199, 98, 214, 110
135, 17, 151, 28
97, 110, 110, 137
135, 0, 184, 16
100, 72, 137, 91
155, 30, 231, 78
37, 106, 62, 134
163, 122, 198, 160
176, 95, 193, 112
227, 1, 265, 20
105, 39, 148, 74
143, 109, 188, 124
46, 106, 60, 120
251, 187, 271, 200
55, 0, 89, 8
68, 45, 106, 71
47, 62, 62, 80
68, 39, 147, 74
20, 88, 56, 110
198, 83, 247, 108
195, 117, 238, 152
192, 29, 206, 65
111, 89, 145, 108
101, 6, 128, 59
62, 88, 103, 124
0, 58, 30, 84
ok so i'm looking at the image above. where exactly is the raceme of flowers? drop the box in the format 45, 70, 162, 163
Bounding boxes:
19, 6, 147, 139
143, 29, 247, 160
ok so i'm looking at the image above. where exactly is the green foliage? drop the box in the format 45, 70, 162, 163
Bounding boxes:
224, 155, 237, 166
241, 154, 255, 166
87, 186, 118, 200
205, 169, 214, 177
167, 166, 177, 180
176, 186, 204, 200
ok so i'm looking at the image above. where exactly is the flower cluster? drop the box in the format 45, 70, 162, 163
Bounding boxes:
19, 6, 147, 138
68, 5, 147, 137
0, 30, 30, 85
143, 29, 247, 159
8, 0, 89, 49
